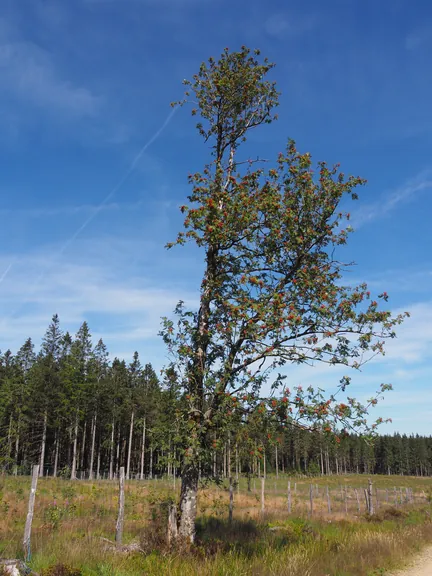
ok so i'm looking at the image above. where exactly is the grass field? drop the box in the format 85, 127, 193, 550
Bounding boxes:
1, 474, 432, 575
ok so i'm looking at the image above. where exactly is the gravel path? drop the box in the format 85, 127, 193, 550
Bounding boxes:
390, 546, 432, 575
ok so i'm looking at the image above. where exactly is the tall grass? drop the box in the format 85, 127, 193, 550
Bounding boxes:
1, 474, 431, 575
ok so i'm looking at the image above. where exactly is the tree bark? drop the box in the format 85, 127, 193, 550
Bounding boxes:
140, 418, 146, 480
80, 420, 87, 471
149, 446, 153, 479
126, 409, 134, 480
71, 410, 79, 480
53, 431, 59, 478
14, 424, 20, 476
109, 420, 115, 480
96, 444, 101, 480
39, 410, 47, 477
89, 413, 97, 480
178, 461, 199, 543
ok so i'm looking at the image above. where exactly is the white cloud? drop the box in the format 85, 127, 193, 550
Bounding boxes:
352, 170, 432, 227
0, 237, 198, 362
0, 40, 100, 117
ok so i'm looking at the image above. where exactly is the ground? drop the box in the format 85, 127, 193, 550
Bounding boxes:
1, 474, 431, 575
391, 547, 432, 576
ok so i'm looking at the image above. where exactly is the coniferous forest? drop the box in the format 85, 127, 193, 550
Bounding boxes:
1, 314, 430, 480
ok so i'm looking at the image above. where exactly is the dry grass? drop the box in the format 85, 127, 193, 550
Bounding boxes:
1, 474, 431, 575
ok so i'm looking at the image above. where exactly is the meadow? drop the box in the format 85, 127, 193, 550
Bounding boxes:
1, 474, 432, 576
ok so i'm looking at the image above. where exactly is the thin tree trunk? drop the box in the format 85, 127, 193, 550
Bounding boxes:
39, 410, 47, 478
71, 410, 79, 480
109, 420, 115, 480
96, 444, 101, 480
275, 443, 279, 479
53, 432, 59, 478
149, 446, 153, 479
140, 418, 146, 480
80, 420, 87, 472
14, 426, 20, 476
116, 428, 121, 476
89, 412, 97, 480
235, 443, 239, 482
126, 409, 134, 480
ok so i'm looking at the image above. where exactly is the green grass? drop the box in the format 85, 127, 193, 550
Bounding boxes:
1, 474, 431, 575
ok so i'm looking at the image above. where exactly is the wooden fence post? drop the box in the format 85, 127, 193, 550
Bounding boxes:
326, 485, 331, 514
167, 504, 178, 546
354, 488, 360, 513
23, 464, 39, 562
115, 466, 125, 545
309, 484, 313, 516
261, 477, 265, 516
288, 481, 292, 514
364, 488, 369, 513
344, 487, 348, 514
229, 476, 234, 523
368, 479, 374, 515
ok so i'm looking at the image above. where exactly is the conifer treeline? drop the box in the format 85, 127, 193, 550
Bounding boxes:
0, 315, 430, 478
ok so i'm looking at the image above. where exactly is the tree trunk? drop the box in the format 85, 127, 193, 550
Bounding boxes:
140, 418, 146, 480
96, 445, 101, 480
89, 413, 97, 480
14, 424, 20, 476
71, 410, 79, 480
126, 409, 134, 480
275, 443, 279, 479
109, 420, 115, 480
80, 420, 87, 471
178, 462, 199, 543
115, 428, 121, 476
53, 432, 59, 478
149, 446, 153, 479
39, 410, 47, 477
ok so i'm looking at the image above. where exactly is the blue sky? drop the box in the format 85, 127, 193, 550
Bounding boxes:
0, 0, 431, 434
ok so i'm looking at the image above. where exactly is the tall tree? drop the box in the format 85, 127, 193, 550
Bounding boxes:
161, 47, 408, 542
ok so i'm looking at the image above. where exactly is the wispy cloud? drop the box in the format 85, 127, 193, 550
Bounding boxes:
352, 170, 432, 227
0, 201, 143, 219
264, 13, 316, 39
0, 247, 197, 363
0, 40, 100, 117
405, 25, 432, 52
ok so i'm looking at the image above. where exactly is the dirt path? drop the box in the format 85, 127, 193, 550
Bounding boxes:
390, 546, 432, 575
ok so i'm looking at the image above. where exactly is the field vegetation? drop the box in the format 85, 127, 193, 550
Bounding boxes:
1, 474, 431, 576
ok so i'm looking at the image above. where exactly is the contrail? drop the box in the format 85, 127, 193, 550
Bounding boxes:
0, 263, 12, 285
1, 106, 177, 324
53, 106, 178, 259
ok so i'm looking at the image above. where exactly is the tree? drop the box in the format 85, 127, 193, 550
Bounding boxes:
161, 47, 408, 542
